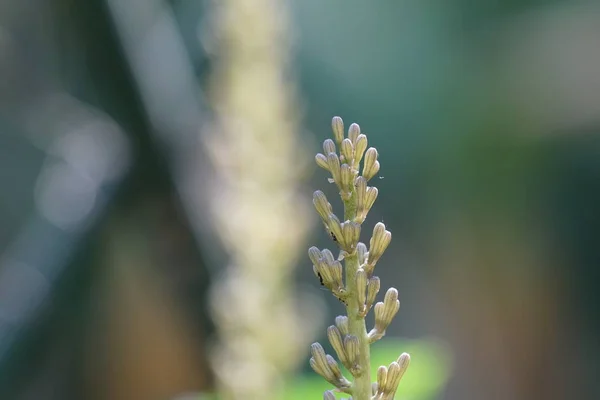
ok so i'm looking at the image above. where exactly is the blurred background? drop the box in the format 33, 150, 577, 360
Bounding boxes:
1, 0, 599, 399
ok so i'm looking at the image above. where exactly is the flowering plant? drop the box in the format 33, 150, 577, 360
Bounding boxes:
308, 117, 410, 400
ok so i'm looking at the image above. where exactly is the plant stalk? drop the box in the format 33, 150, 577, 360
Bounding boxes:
344, 191, 371, 400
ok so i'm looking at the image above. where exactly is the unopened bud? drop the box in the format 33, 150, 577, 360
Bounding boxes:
364, 187, 378, 216
363, 147, 380, 180
356, 242, 368, 265
341, 221, 360, 251
340, 163, 353, 193
373, 288, 400, 334
372, 382, 379, 396
344, 335, 359, 367
332, 116, 344, 145
355, 176, 367, 222
341, 138, 354, 164
376, 365, 388, 393
335, 315, 349, 336
323, 139, 336, 155
368, 222, 391, 267
323, 391, 336, 400
327, 325, 349, 366
367, 276, 381, 309
310, 343, 330, 379
327, 215, 344, 248
321, 248, 335, 264
327, 152, 342, 186
348, 123, 360, 144
308, 246, 322, 266
315, 153, 330, 170
329, 261, 344, 290
313, 191, 333, 222
354, 134, 368, 165
326, 354, 343, 381
383, 354, 410, 398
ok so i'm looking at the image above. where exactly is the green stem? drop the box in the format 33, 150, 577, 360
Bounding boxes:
343, 191, 371, 400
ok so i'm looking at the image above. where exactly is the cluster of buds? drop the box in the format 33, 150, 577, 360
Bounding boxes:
308, 117, 410, 400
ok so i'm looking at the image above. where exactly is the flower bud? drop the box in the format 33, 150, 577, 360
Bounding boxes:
323, 139, 336, 155
367, 276, 380, 309
327, 325, 348, 366
310, 343, 330, 378
326, 354, 343, 381
372, 382, 379, 396
313, 190, 333, 222
335, 315, 349, 336
328, 260, 344, 290
332, 116, 344, 145
382, 354, 410, 398
376, 365, 388, 393
363, 147, 380, 180
308, 246, 322, 266
354, 134, 368, 165
327, 152, 342, 186
364, 187, 378, 214
327, 215, 344, 248
323, 390, 336, 400
355, 176, 367, 222
315, 153, 330, 170
341, 138, 354, 164
321, 248, 335, 264
344, 335, 359, 367
340, 163, 353, 193
341, 220, 361, 251
368, 222, 391, 268
356, 242, 368, 265
373, 288, 400, 334
348, 123, 360, 144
